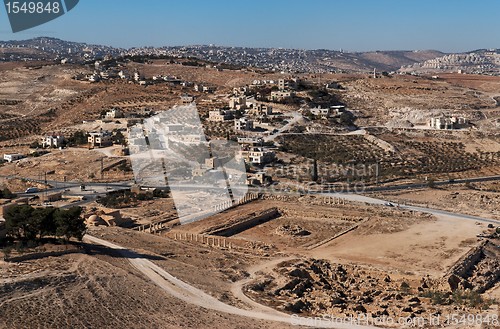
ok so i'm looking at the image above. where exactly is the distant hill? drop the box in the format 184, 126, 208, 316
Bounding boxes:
0, 37, 446, 73
0, 37, 123, 62
400, 49, 500, 75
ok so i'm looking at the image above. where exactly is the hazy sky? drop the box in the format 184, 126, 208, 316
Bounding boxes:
0, 0, 498, 52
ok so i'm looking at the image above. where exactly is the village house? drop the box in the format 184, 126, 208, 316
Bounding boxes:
180, 94, 195, 104
309, 105, 345, 118
192, 157, 222, 177
194, 84, 216, 93
238, 147, 275, 165
429, 116, 468, 130
3, 154, 25, 163
235, 117, 254, 131
88, 131, 113, 148
118, 70, 128, 79
208, 109, 234, 122
229, 96, 248, 110
105, 108, 123, 120
41, 134, 65, 148
237, 137, 264, 145
247, 103, 273, 116
270, 90, 295, 102
133, 72, 143, 82
233, 86, 250, 95
246, 171, 272, 186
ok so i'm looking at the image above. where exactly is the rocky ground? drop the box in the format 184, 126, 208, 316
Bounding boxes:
245, 257, 499, 326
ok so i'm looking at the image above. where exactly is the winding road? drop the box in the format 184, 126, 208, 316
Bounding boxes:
83, 235, 379, 329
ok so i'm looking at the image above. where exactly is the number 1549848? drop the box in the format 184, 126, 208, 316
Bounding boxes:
5, 1, 61, 14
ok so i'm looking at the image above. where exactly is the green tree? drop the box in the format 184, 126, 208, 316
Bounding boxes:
5, 205, 85, 243
54, 207, 86, 241
113, 130, 127, 146
68, 131, 88, 146
4, 205, 35, 240
32, 207, 57, 239
339, 112, 355, 126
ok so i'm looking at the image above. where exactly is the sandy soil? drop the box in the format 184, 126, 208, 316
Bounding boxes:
311, 214, 484, 276
0, 236, 294, 329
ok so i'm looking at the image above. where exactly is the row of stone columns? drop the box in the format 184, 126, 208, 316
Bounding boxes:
214, 200, 233, 212
323, 197, 346, 205
213, 193, 260, 212
262, 194, 292, 201
137, 222, 166, 234
237, 193, 259, 205
172, 233, 233, 249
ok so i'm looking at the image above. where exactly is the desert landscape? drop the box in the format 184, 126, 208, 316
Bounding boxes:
0, 33, 499, 329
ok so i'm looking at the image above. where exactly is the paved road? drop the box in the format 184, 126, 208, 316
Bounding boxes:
10, 172, 500, 198
363, 175, 500, 193
321, 192, 500, 226
83, 235, 379, 329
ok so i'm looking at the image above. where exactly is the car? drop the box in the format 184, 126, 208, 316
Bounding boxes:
384, 202, 395, 207
25, 187, 39, 193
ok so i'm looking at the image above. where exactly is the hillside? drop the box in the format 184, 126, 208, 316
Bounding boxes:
400, 49, 500, 75
0, 37, 444, 73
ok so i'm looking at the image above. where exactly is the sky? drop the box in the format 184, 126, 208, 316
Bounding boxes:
0, 0, 498, 52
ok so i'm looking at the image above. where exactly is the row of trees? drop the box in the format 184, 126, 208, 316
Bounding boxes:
96, 189, 168, 209
4, 205, 86, 242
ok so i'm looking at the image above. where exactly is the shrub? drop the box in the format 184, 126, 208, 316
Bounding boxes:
421, 290, 450, 305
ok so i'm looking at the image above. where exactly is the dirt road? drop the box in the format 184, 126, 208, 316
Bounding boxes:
83, 235, 379, 329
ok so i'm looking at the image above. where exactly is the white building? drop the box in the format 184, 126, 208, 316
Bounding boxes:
310, 107, 333, 117
4, 154, 24, 163
194, 84, 215, 93
88, 131, 113, 148
105, 109, 123, 120
237, 137, 263, 145
309, 105, 346, 118
229, 96, 247, 110
181, 94, 195, 104
208, 110, 234, 122
235, 118, 254, 131
238, 148, 275, 165
247, 103, 273, 116
41, 135, 65, 148
270, 90, 295, 101
429, 116, 468, 130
